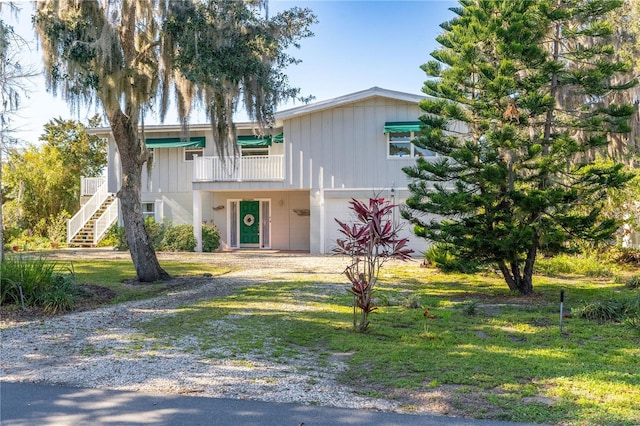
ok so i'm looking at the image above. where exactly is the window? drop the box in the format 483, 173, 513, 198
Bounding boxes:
241, 147, 269, 157
384, 121, 435, 159
387, 131, 434, 158
142, 202, 155, 219
184, 147, 203, 161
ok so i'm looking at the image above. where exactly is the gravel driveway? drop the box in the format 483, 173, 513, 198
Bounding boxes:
0, 250, 405, 412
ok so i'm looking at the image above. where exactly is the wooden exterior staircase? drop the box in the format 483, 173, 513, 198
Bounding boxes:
68, 195, 117, 247
67, 177, 119, 248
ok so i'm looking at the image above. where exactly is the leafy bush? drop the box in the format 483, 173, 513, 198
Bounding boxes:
103, 220, 220, 252
461, 300, 479, 316
535, 254, 614, 277
604, 246, 640, 266
202, 224, 221, 252
108, 217, 166, 251
626, 275, 640, 290
424, 243, 480, 273
38, 273, 78, 314
0, 256, 77, 312
160, 224, 196, 251
403, 293, 423, 309
97, 223, 121, 248
7, 230, 50, 251
575, 295, 640, 322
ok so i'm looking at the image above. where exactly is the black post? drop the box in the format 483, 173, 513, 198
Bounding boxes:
560, 290, 565, 333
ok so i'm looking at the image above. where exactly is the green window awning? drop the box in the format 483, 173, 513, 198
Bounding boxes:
237, 133, 283, 147
383, 121, 424, 133
237, 135, 272, 147
272, 133, 284, 143
146, 136, 205, 148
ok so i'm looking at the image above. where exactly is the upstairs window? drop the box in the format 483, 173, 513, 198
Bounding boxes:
184, 147, 203, 161
384, 121, 434, 158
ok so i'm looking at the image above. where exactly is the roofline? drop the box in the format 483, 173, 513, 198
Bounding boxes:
87, 87, 427, 137
86, 121, 265, 138
274, 87, 426, 122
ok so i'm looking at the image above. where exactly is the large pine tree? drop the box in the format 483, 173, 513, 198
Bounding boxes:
403, 0, 637, 294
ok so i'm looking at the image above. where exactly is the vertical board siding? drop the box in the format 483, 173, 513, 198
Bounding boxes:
285, 97, 423, 191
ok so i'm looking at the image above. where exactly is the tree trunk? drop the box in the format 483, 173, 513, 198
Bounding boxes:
108, 109, 170, 282
497, 259, 534, 295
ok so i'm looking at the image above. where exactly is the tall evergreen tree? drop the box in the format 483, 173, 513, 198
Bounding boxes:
403, 0, 636, 294
34, 1, 314, 281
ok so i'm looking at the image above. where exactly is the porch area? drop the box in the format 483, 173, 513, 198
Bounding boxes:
193, 155, 284, 182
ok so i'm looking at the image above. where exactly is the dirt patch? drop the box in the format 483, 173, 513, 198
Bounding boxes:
391, 385, 512, 420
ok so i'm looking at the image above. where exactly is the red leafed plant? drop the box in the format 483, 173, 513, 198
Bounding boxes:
334, 198, 414, 332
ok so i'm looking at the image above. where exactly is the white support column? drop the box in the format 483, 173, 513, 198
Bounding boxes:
193, 190, 203, 252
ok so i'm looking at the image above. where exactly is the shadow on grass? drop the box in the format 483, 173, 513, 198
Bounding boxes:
130, 273, 640, 425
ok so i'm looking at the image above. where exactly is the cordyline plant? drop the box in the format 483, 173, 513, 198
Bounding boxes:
334, 198, 414, 332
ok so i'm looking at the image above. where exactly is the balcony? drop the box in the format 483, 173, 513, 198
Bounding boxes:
193, 155, 284, 182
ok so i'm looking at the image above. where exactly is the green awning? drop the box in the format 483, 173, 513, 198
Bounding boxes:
272, 133, 284, 143
237, 135, 272, 147
383, 121, 424, 133
146, 136, 205, 148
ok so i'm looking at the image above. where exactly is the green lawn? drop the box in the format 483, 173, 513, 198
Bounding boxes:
55, 257, 640, 424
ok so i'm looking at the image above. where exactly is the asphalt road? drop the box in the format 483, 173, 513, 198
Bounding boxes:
0, 382, 546, 426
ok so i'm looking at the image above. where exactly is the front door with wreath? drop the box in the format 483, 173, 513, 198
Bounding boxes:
239, 201, 260, 246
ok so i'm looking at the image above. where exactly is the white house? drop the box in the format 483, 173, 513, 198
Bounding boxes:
72, 87, 458, 254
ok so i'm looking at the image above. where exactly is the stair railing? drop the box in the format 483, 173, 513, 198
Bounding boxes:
67, 180, 110, 243
93, 198, 120, 245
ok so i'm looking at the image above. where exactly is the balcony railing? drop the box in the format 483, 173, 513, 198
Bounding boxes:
81, 176, 106, 196
193, 155, 284, 182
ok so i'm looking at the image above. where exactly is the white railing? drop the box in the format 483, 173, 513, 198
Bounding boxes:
67, 180, 110, 243
193, 155, 284, 182
93, 198, 119, 244
81, 176, 106, 196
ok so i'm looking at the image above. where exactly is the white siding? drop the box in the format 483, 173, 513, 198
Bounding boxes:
283, 96, 424, 192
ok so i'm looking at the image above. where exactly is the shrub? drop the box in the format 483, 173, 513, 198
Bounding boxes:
626, 275, 640, 290
604, 246, 640, 266
575, 295, 640, 322
1, 255, 57, 305
97, 223, 121, 247
38, 273, 78, 314
461, 300, 479, 316
575, 300, 625, 322
202, 224, 221, 252
334, 198, 413, 332
424, 243, 480, 273
403, 293, 423, 309
160, 224, 196, 251
103, 220, 220, 252
109, 217, 166, 251
0, 256, 77, 312
46, 211, 70, 244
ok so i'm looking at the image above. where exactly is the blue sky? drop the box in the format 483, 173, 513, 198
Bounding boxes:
3, 1, 457, 143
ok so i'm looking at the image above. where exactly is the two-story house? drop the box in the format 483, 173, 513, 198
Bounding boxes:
72, 87, 457, 254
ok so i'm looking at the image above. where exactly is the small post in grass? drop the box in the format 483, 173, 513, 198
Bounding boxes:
559, 289, 565, 333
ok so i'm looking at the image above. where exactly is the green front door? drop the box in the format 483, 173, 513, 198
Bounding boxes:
239, 201, 260, 245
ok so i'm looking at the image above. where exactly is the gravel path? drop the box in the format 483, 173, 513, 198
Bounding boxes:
0, 251, 404, 412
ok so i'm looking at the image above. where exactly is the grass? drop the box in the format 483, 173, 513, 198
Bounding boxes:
7, 255, 640, 425
65, 259, 232, 302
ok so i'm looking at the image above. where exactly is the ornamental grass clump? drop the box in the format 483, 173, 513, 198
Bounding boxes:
334, 198, 413, 332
